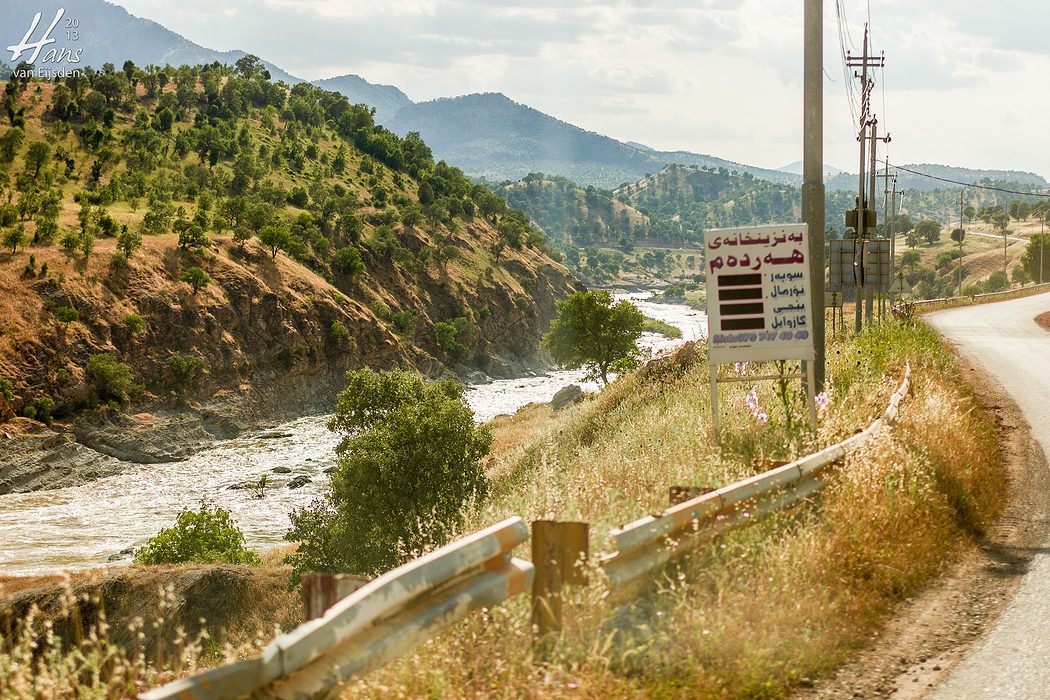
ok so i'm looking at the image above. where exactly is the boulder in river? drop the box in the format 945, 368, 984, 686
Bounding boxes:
271, 466, 292, 474
287, 475, 311, 489
550, 385, 584, 411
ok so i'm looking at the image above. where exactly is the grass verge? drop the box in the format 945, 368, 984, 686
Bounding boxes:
0, 320, 1005, 698
351, 318, 1005, 698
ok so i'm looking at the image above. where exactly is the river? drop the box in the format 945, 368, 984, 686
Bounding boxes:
0, 294, 704, 575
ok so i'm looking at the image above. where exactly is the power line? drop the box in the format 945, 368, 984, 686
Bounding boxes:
881, 160, 1050, 198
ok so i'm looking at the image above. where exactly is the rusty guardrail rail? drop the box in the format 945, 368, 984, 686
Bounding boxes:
141, 517, 532, 700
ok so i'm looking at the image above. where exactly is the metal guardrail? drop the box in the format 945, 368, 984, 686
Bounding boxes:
141, 517, 533, 700
602, 363, 911, 593
909, 282, 1050, 308
141, 366, 913, 698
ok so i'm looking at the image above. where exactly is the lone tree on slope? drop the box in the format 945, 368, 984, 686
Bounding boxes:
542, 290, 645, 386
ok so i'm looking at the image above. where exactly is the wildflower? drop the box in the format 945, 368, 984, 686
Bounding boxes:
746, 386, 769, 424
815, 391, 830, 412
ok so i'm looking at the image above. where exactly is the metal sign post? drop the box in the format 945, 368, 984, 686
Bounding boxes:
705, 224, 818, 441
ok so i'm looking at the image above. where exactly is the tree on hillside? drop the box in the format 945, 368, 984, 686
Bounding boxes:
542, 290, 645, 386
117, 225, 142, 260
950, 228, 965, 245
284, 369, 491, 579
963, 205, 975, 223
900, 250, 921, 271
0, 127, 24, 163
1008, 200, 1031, 221
180, 266, 211, 295
259, 221, 292, 260
914, 219, 941, 245
25, 141, 51, 179
4, 225, 26, 253
1021, 234, 1050, 284
177, 223, 209, 250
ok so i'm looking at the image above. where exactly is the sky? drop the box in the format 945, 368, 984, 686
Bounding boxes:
108, 0, 1050, 179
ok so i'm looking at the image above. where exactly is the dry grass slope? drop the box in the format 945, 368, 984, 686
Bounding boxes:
350, 319, 1004, 698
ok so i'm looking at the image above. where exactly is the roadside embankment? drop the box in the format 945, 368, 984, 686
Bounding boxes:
0, 319, 1006, 699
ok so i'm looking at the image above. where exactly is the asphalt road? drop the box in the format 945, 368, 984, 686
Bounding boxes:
927, 291, 1050, 699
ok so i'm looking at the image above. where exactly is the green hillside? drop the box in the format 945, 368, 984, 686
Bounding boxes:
0, 59, 577, 423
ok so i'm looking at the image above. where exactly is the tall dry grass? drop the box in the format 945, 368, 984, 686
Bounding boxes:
350, 319, 1004, 698
0, 320, 1003, 698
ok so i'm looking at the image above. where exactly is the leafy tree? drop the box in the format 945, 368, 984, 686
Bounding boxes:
334, 246, 365, 277
259, 220, 292, 260
285, 369, 491, 579
914, 219, 942, 245
86, 353, 142, 404
900, 250, 921, 270
985, 269, 1008, 292
1012, 264, 1029, 286
950, 228, 965, 244
1021, 233, 1050, 284
134, 503, 261, 566
79, 230, 95, 258
963, 205, 975, 223
25, 141, 51, 179
3, 225, 25, 253
117, 225, 142, 259
1008, 200, 1031, 221
542, 290, 645, 385
0, 126, 24, 163
178, 224, 209, 250
180, 266, 211, 294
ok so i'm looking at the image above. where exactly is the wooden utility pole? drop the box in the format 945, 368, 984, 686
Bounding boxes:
802, 0, 826, 389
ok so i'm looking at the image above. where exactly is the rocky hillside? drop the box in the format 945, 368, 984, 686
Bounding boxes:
0, 63, 579, 483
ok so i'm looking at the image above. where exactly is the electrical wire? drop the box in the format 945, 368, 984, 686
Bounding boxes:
881, 160, 1050, 198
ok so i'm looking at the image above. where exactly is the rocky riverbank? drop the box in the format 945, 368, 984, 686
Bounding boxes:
0, 347, 558, 495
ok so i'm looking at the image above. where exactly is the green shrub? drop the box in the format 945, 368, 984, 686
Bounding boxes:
123, 313, 147, 336
33, 396, 54, 425
53, 306, 79, 324
180, 266, 211, 294
285, 369, 491, 580
168, 354, 208, 387
86, 353, 142, 405
369, 299, 390, 319
391, 310, 417, 335
334, 246, 365, 277
134, 503, 261, 566
329, 320, 350, 341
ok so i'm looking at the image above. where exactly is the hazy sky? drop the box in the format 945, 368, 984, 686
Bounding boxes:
109, 0, 1050, 179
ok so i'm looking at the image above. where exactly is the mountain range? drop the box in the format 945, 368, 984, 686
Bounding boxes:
2, 0, 1045, 193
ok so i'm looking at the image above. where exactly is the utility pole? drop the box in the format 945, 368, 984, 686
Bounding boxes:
866, 119, 878, 322
802, 0, 825, 390
1041, 215, 1045, 284
846, 25, 884, 332
891, 178, 899, 303
957, 190, 964, 297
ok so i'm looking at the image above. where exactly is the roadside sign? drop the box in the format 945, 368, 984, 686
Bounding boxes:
704, 224, 814, 364
704, 224, 817, 440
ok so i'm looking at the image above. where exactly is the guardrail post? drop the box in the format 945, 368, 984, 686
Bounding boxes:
531, 520, 588, 647
669, 486, 715, 506
302, 572, 369, 621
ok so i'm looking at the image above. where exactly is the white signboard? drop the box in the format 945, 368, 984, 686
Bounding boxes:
704, 224, 814, 364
